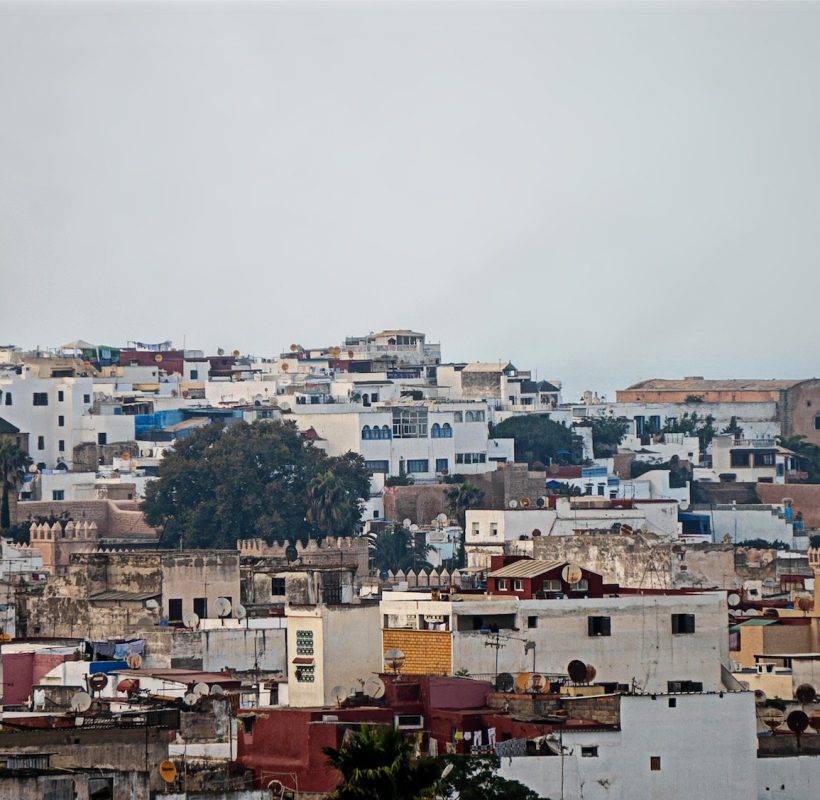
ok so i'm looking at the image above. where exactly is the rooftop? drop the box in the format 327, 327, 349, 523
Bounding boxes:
624, 378, 806, 392
488, 559, 565, 579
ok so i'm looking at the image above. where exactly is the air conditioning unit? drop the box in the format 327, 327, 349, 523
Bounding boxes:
394, 714, 424, 730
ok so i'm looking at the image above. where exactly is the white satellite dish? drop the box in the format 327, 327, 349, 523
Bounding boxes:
562, 564, 584, 585
235, 604, 247, 620
126, 653, 143, 670
436, 513, 448, 524
364, 675, 386, 700
403, 518, 412, 528
183, 612, 200, 629
193, 682, 210, 696
183, 693, 198, 707
145, 598, 160, 610
214, 597, 232, 618
727, 593, 741, 608
210, 684, 224, 696
409, 524, 419, 532
509, 499, 519, 509
331, 685, 348, 705
70, 691, 92, 712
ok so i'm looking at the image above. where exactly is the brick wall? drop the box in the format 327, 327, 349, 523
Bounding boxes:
383, 629, 452, 675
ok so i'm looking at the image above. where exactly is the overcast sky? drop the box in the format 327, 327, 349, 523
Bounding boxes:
2, 1, 819, 400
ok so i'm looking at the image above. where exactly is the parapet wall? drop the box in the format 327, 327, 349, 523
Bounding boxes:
14, 499, 155, 538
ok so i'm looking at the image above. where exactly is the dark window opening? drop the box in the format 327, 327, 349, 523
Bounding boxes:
650, 756, 661, 771
33, 392, 48, 406
168, 599, 183, 621
588, 616, 611, 636
527, 616, 537, 629
193, 597, 207, 619
671, 613, 695, 634
271, 577, 286, 596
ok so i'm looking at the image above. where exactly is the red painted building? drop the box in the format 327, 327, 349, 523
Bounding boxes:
486, 556, 612, 600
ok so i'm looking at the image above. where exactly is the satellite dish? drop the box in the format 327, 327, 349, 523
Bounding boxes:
727, 593, 741, 608
71, 691, 92, 712
331, 685, 348, 705
154, 353, 163, 363
235, 604, 247, 620
536, 496, 546, 508
145, 599, 160, 610
520, 497, 531, 508
568, 659, 588, 684
787, 710, 810, 734
183, 693, 199, 707
514, 672, 533, 693
509, 500, 519, 509
126, 653, 143, 670
495, 672, 515, 693
562, 564, 583, 585
761, 709, 784, 732
290, 343, 299, 352
193, 682, 210, 696
210, 684, 224, 696
183, 612, 200, 629
232, 349, 241, 358
403, 518, 412, 529
347, 349, 354, 359
754, 689, 767, 705
88, 672, 108, 692
585, 664, 597, 683
214, 597, 232, 618
436, 513, 448, 524
409, 524, 419, 532
285, 545, 299, 563
809, 713, 820, 733
364, 676, 386, 700
620, 523, 634, 535
796, 684, 817, 705
136, 616, 153, 627
797, 595, 814, 614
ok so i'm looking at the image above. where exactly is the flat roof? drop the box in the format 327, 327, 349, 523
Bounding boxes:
624, 378, 805, 392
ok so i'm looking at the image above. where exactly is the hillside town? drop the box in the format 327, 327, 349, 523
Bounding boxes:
0, 331, 819, 799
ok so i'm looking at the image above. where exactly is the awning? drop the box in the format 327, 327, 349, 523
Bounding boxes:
292, 657, 314, 665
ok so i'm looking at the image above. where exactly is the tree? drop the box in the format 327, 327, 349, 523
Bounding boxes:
323, 724, 440, 800
490, 415, 581, 467
445, 482, 485, 530
587, 415, 629, 458
777, 435, 820, 483
438, 755, 544, 800
0, 440, 31, 531
142, 420, 370, 548
663, 412, 716, 452
370, 526, 433, 574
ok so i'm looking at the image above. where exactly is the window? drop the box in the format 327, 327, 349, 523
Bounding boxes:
571, 579, 589, 592
193, 597, 207, 619
730, 451, 751, 467
668, 698, 677, 708
465, 410, 485, 422
190, 369, 198, 380
4, 392, 11, 405
392, 408, 428, 438
667, 680, 702, 693
362, 425, 372, 440
37, 436, 45, 450
756, 452, 775, 467
381, 425, 390, 439
453, 411, 463, 423
296, 629, 314, 655
271, 577, 286, 596
57, 390, 64, 402
527, 616, 538, 628
513, 580, 523, 591
296, 665, 315, 683
456, 453, 487, 464
581, 746, 598, 758
634, 415, 645, 435
83, 394, 91, 404
435, 458, 449, 473
58, 415, 65, 427
650, 756, 661, 771
364, 460, 389, 473
97, 432, 107, 445
431, 423, 441, 438
442, 423, 452, 438
498, 579, 508, 590
168, 599, 183, 621
52, 490, 64, 501
33, 392, 48, 406
671, 613, 695, 634
588, 616, 611, 636
815, 415, 820, 430
543, 579, 561, 592
407, 459, 429, 474
490, 523, 498, 536
471, 522, 480, 536
58, 440, 65, 452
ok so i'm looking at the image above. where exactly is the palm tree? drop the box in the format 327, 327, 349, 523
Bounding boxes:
369, 526, 433, 574
306, 468, 350, 538
323, 724, 440, 800
445, 481, 485, 530
0, 439, 31, 531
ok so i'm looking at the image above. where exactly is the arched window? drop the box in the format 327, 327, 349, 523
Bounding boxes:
381, 425, 391, 439
442, 423, 453, 438
431, 423, 441, 439
465, 410, 476, 422
362, 425, 371, 440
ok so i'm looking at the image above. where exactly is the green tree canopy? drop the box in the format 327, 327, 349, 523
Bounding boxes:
142, 420, 371, 548
370, 526, 433, 574
445, 481, 485, 530
323, 724, 440, 800
777, 435, 820, 482
438, 755, 544, 800
0, 439, 31, 531
490, 415, 581, 467
586, 415, 629, 458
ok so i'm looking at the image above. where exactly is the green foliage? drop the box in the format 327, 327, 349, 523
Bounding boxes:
587, 415, 629, 458
685, 394, 704, 403
0, 440, 32, 532
445, 482, 485, 530
386, 475, 414, 487
720, 416, 744, 437
663, 412, 716, 452
370, 526, 433, 574
490, 415, 581, 467
142, 420, 371, 548
437, 755, 545, 800
737, 538, 790, 551
630, 455, 689, 488
323, 724, 441, 800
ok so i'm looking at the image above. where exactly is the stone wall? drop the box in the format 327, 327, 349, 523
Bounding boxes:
14, 499, 155, 539
238, 536, 369, 575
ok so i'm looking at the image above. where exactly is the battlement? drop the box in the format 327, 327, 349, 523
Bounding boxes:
29, 520, 98, 541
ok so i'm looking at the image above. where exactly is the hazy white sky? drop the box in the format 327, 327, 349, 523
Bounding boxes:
2, 0, 819, 400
